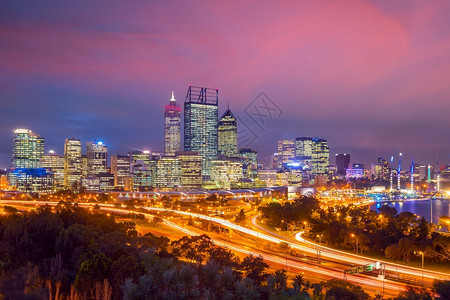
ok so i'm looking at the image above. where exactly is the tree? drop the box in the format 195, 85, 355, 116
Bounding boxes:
208, 246, 240, 269
434, 280, 450, 299
236, 209, 246, 222
3, 205, 18, 214
74, 253, 112, 297
292, 274, 310, 292
238, 255, 268, 286
379, 205, 397, 218
430, 235, 450, 262
394, 286, 432, 300
322, 279, 369, 300
171, 235, 214, 264
267, 269, 287, 292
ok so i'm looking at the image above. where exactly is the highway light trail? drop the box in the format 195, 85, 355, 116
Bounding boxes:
1, 200, 447, 290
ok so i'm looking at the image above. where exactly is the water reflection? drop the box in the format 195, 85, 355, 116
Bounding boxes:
371, 199, 450, 224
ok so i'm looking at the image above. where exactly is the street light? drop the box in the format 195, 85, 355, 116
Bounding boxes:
316, 234, 323, 244
414, 251, 424, 278
351, 233, 359, 254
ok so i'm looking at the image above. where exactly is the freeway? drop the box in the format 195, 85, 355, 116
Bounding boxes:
0, 200, 434, 296
248, 214, 450, 282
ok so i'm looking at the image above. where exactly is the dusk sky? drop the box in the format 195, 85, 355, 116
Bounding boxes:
1, 0, 449, 168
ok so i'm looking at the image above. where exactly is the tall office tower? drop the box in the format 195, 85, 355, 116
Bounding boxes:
277, 139, 295, 168
11, 129, 44, 169
311, 138, 330, 175
335, 153, 350, 176
296, 137, 329, 175
176, 151, 202, 190
111, 154, 130, 189
184, 86, 219, 177
130, 151, 153, 191
41, 150, 65, 191
155, 156, 181, 190
164, 91, 181, 156
86, 141, 107, 176
64, 138, 82, 189
218, 108, 237, 157
239, 148, 258, 179
295, 137, 313, 168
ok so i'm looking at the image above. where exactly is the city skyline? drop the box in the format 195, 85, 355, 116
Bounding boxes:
1, 1, 449, 168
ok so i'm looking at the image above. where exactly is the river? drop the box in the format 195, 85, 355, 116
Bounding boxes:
370, 199, 450, 224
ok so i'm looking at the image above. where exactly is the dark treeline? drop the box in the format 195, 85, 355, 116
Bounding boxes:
0, 201, 449, 300
260, 197, 450, 264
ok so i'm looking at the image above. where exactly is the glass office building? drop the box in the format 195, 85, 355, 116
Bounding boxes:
64, 138, 82, 189
86, 141, 107, 176
11, 129, 44, 169
218, 109, 237, 157
164, 91, 181, 156
184, 86, 218, 177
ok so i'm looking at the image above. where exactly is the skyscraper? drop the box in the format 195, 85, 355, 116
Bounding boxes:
64, 138, 82, 189
41, 150, 65, 191
86, 141, 107, 176
311, 138, 330, 175
130, 151, 153, 191
11, 129, 44, 169
296, 137, 329, 175
295, 137, 313, 168
184, 86, 219, 177
239, 148, 258, 179
335, 153, 350, 176
177, 151, 202, 190
164, 91, 181, 156
277, 139, 295, 168
155, 156, 181, 190
218, 108, 237, 157
111, 154, 130, 189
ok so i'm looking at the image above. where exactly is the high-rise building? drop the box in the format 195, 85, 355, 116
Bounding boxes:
218, 108, 237, 157
155, 156, 180, 190
164, 91, 181, 156
86, 141, 107, 176
41, 150, 65, 191
296, 137, 329, 175
177, 151, 202, 190
111, 154, 130, 189
11, 129, 44, 169
277, 139, 295, 168
64, 138, 82, 189
295, 137, 313, 168
130, 151, 153, 191
184, 86, 219, 177
335, 153, 350, 176
311, 138, 329, 175
239, 148, 258, 179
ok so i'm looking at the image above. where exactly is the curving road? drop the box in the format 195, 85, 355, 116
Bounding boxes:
2, 199, 447, 296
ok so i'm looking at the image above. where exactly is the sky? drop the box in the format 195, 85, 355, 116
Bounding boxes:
1, 0, 449, 168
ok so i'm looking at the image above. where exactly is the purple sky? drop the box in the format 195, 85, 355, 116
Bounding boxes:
1, 0, 449, 168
